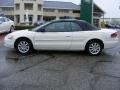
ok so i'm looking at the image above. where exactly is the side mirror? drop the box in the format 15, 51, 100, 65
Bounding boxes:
39, 28, 45, 32
0, 21, 3, 24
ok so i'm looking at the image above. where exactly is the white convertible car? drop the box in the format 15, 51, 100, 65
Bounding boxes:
4, 19, 118, 55
0, 17, 14, 33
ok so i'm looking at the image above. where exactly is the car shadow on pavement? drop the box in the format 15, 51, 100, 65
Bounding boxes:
5, 49, 88, 61
5, 49, 110, 62
4, 47, 118, 66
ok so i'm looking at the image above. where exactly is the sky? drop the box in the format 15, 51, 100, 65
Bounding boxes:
46, 0, 120, 18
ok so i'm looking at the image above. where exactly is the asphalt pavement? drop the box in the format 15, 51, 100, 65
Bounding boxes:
0, 31, 120, 90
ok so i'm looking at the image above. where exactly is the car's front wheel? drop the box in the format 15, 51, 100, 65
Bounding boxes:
9, 26, 14, 33
86, 41, 103, 55
15, 39, 33, 54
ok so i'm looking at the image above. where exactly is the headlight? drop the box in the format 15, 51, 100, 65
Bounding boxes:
7, 35, 14, 39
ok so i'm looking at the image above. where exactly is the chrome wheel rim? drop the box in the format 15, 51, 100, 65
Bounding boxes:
18, 41, 30, 53
89, 43, 101, 55
10, 27, 14, 32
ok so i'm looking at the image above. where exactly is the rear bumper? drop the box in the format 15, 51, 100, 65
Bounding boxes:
104, 39, 119, 49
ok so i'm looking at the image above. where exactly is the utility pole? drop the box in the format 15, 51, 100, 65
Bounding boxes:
80, 0, 93, 24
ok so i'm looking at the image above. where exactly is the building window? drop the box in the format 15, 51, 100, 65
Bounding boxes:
43, 16, 56, 21
15, 15, 20, 23
22, 0, 36, 1
73, 10, 80, 13
24, 3, 33, 10
15, 4, 20, 10
24, 15, 33, 25
37, 15, 41, 21
2, 7, 14, 11
75, 17, 80, 20
43, 9, 55, 12
38, 4, 42, 11
58, 9, 69, 13
0, 8, 2, 11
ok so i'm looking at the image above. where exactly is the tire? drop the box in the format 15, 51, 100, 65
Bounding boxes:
9, 26, 14, 33
15, 39, 33, 54
85, 41, 103, 56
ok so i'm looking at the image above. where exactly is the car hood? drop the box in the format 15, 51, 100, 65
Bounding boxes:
7, 29, 35, 39
10, 29, 33, 35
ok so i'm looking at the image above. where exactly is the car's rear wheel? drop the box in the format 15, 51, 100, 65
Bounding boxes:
15, 39, 33, 54
86, 41, 103, 55
9, 26, 14, 33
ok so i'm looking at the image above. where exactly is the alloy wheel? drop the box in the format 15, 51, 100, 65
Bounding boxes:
17, 41, 30, 54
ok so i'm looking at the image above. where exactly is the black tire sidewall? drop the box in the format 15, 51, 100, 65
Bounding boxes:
9, 26, 14, 33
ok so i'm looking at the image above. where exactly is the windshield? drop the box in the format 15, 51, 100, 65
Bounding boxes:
29, 22, 50, 31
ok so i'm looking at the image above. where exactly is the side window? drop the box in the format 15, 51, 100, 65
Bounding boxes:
85, 23, 98, 30
5, 18, 10, 22
44, 22, 71, 32
71, 22, 82, 31
0, 18, 5, 22
80, 22, 98, 31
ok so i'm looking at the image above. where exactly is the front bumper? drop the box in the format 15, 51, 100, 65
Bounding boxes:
4, 38, 15, 48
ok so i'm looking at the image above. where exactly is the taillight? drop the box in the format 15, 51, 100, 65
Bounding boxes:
111, 32, 117, 38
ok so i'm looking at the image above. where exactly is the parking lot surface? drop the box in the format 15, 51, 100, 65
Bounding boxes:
0, 31, 120, 90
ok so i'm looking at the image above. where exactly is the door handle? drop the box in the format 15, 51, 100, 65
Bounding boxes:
66, 36, 71, 37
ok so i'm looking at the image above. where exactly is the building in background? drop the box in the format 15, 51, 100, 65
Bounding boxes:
0, 0, 14, 20
14, 0, 43, 25
0, 0, 104, 27
102, 18, 120, 24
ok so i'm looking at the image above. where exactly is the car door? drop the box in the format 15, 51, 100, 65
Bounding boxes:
0, 17, 9, 32
3, 18, 11, 32
70, 21, 89, 50
0, 18, 6, 32
34, 21, 72, 50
